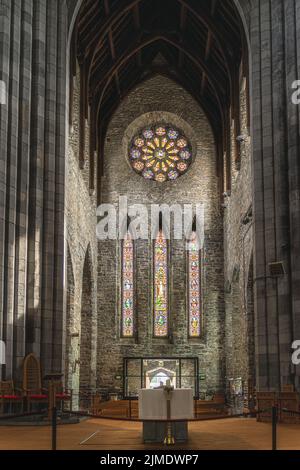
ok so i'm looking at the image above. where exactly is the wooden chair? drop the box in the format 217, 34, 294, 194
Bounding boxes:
53, 381, 72, 411
278, 392, 300, 423
98, 399, 131, 419
22, 353, 47, 410
91, 393, 104, 415
281, 384, 295, 392
195, 394, 227, 418
256, 392, 277, 422
0, 381, 23, 415
23, 354, 71, 412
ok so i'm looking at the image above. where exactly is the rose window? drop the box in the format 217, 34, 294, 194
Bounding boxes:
128, 125, 192, 182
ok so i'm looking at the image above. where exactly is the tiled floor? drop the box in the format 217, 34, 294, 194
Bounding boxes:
0, 418, 299, 450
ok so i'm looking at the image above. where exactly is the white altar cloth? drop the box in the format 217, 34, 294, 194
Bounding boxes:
138, 389, 194, 420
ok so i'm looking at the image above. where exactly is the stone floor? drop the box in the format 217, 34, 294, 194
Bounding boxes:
0, 418, 300, 450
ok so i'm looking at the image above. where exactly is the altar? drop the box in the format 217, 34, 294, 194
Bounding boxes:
138, 388, 194, 443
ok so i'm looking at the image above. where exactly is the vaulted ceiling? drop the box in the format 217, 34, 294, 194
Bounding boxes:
70, 0, 249, 197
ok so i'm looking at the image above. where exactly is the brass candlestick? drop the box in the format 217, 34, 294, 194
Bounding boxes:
164, 382, 175, 446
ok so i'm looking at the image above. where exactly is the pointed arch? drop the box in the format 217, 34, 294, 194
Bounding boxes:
153, 228, 169, 338
187, 231, 202, 338
246, 253, 255, 392
65, 245, 75, 391
121, 228, 135, 338
79, 244, 93, 402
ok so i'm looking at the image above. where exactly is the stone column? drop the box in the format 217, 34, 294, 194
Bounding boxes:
284, 0, 300, 389
41, 0, 68, 375
249, 0, 299, 390
13, 0, 33, 379
52, 0, 68, 373
25, 0, 47, 366
0, 0, 12, 379
0, 0, 70, 380
0, 0, 33, 380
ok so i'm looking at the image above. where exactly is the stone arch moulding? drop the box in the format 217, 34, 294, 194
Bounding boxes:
68, 1, 251, 44
65, 245, 76, 393
79, 244, 94, 401
66, 0, 256, 381
246, 253, 256, 396
67, 0, 252, 189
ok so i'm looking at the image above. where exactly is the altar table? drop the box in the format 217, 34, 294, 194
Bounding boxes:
138, 389, 194, 443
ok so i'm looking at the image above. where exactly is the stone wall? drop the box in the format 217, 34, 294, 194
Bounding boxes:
65, 67, 98, 398
0, 0, 69, 381
97, 75, 224, 396
1, 0, 300, 395
249, 0, 300, 391
224, 82, 254, 401
63, 0, 300, 396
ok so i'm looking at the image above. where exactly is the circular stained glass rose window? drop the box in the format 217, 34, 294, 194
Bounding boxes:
128, 125, 192, 182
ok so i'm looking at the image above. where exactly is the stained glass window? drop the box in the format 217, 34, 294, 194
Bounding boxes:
129, 125, 192, 182
154, 231, 168, 337
121, 232, 134, 337
188, 232, 201, 337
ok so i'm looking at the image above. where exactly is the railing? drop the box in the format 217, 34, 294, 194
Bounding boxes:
52, 406, 281, 450
1, 391, 300, 451
0, 404, 299, 451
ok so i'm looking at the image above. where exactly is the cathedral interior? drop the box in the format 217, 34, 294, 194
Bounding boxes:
0, 0, 300, 452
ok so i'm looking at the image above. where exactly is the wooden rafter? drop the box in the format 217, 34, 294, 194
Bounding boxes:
178, 4, 187, 68
93, 34, 228, 104
86, 0, 235, 87
104, 0, 121, 98
133, 4, 142, 67
74, 0, 248, 201
201, 0, 218, 97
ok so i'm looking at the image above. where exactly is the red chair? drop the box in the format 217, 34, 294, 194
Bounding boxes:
22, 353, 48, 411
23, 353, 72, 412
55, 385, 72, 411
0, 380, 23, 415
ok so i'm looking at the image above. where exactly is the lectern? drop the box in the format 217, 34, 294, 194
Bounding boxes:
138, 388, 194, 444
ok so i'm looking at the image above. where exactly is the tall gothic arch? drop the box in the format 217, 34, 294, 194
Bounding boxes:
0, 0, 299, 394
65, 246, 75, 394
66, 0, 300, 393
79, 245, 94, 403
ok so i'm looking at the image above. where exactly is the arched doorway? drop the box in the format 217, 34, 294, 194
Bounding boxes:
79, 246, 93, 407
246, 255, 255, 401
146, 367, 176, 389
65, 247, 76, 394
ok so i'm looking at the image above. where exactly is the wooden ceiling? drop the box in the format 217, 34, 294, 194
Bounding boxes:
71, 0, 249, 197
